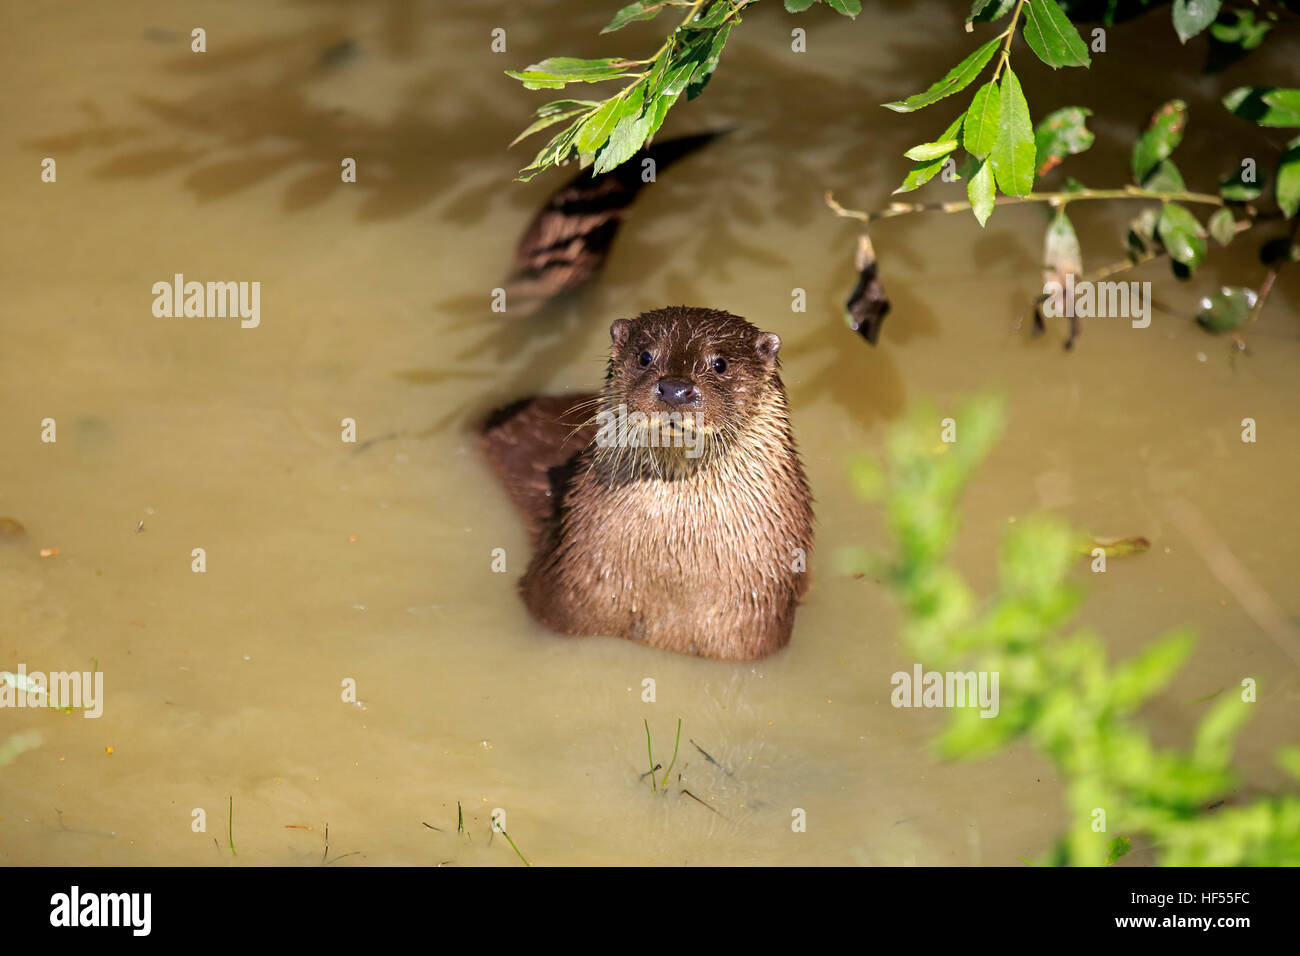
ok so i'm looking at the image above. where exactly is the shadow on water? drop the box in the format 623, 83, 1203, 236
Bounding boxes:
23, 1, 955, 436
27, 0, 1293, 442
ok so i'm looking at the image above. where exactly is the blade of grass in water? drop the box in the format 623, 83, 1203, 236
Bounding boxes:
501, 830, 530, 866
660, 718, 682, 789
644, 718, 656, 792
228, 795, 237, 857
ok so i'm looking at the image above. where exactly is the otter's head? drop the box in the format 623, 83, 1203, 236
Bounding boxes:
597, 307, 785, 468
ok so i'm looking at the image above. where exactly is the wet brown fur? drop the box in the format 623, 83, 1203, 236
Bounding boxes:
480, 307, 814, 660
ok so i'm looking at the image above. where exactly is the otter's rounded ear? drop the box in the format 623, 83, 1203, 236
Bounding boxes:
610, 318, 632, 348
755, 332, 781, 365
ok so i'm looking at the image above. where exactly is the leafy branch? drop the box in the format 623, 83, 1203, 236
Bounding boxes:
506, 0, 869, 180
836, 88, 1300, 340
856, 397, 1300, 865
508, 0, 1299, 341
509, 0, 749, 180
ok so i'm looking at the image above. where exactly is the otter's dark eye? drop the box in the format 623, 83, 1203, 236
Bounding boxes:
638, 351, 653, 368
711, 357, 728, 374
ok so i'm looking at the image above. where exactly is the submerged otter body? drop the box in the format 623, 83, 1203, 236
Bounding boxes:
480, 307, 813, 660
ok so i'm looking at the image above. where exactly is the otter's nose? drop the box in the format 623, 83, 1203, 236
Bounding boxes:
656, 378, 699, 408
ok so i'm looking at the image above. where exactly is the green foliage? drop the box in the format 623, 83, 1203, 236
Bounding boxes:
883, 37, 1001, 113
508, 0, 867, 180
882, 1, 1093, 224
1022, 0, 1092, 68
1210, 8, 1272, 50
602, 1, 670, 34
1033, 106, 1093, 176
506, 1, 753, 180
1157, 201, 1206, 268
1131, 99, 1186, 181
1195, 286, 1254, 332
508, 2, 1297, 338
1171, 0, 1221, 43
862, 398, 1300, 865
1279, 141, 1300, 218
1221, 87, 1300, 217
964, 81, 1000, 159
991, 68, 1035, 196
1223, 86, 1300, 128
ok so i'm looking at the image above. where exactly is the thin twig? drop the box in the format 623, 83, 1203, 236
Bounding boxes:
680, 789, 723, 817
990, 0, 1029, 84
1235, 216, 1300, 348
826, 186, 1225, 223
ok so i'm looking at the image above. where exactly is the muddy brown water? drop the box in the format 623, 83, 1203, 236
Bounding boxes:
1, 1, 1297, 865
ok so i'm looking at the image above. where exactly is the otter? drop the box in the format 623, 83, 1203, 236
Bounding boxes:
480, 307, 813, 660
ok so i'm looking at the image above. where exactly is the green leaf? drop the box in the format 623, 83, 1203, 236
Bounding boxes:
992, 68, 1034, 197
1022, 0, 1092, 69
601, 1, 666, 34
509, 102, 596, 148
1033, 107, 1094, 177
1278, 143, 1300, 217
1110, 632, 1194, 709
1219, 166, 1264, 202
593, 86, 651, 174
1172, 0, 1222, 44
1222, 87, 1300, 127
1043, 208, 1082, 279
968, 0, 1015, 24
968, 159, 996, 226
573, 96, 624, 154
894, 157, 947, 194
894, 115, 964, 194
1131, 100, 1187, 182
827, 0, 862, 17
515, 113, 586, 181
643, 89, 681, 141
658, 60, 699, 98
884, 37, 1000, 113
533, 98, 602, 117
784, 0, 819, 11
1106, 836, 1132, 865
1126, 206, 1160, 259
1207, 207, 1235, 246
1193, 696, 1252, 768
1142, 159, 1185, 193
684, 0, 734, 29
1211, 9, 1271, 50
1197, 285, 1254, 329
687, 22, 734, 99
1157, 202, 1207, 268
904, 140, 959, 161
965, 81, 1001, 159
507, 57, 635, 90
1265, 90, 1300, 124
